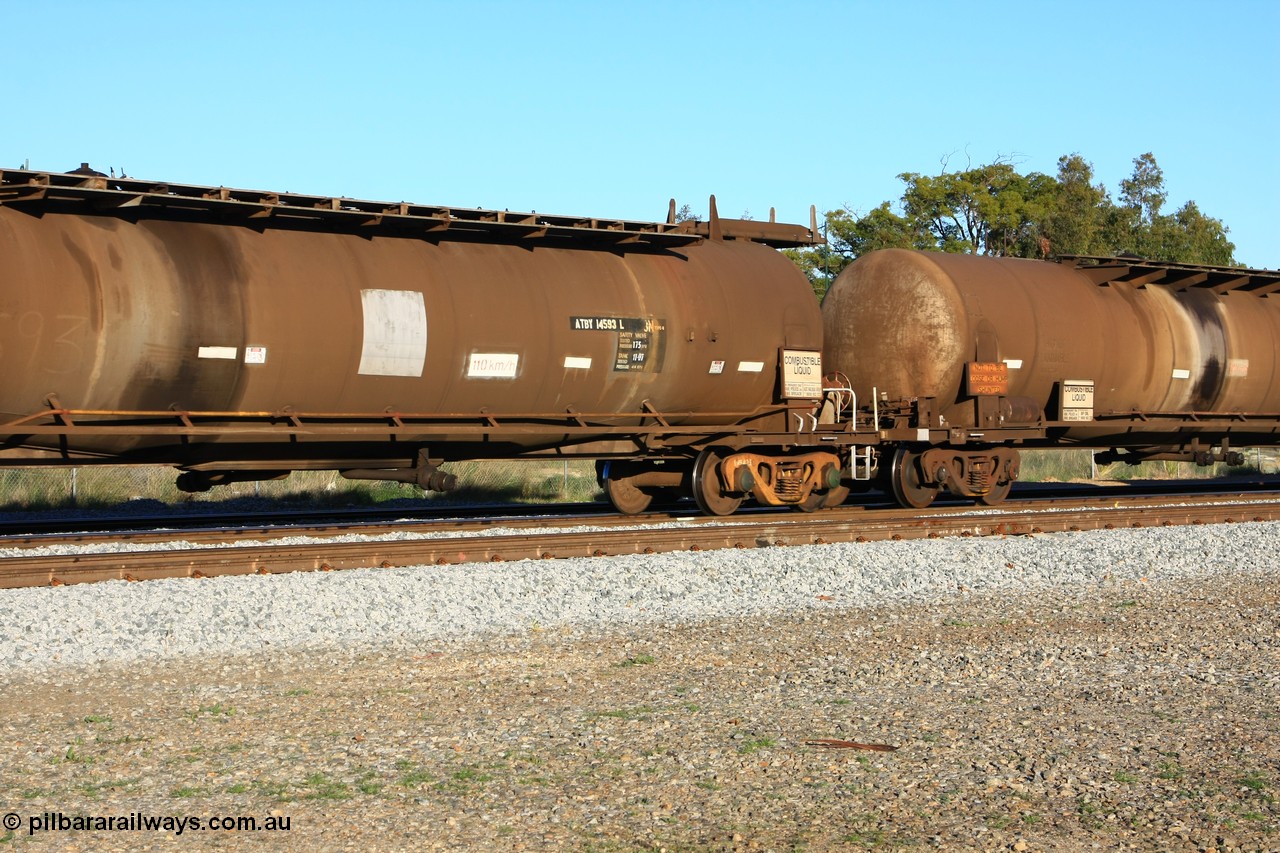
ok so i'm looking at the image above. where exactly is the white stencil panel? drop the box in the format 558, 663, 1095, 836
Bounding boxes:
468, 353, 519, 378
359, 290, 427, 377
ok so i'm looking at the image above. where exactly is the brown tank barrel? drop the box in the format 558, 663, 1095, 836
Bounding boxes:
0, 204, 820, 457
822, 249, 1280, 436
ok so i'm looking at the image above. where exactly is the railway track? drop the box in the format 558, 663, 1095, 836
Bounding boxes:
4, 488, 1279, 589
4, 475, 1278, 543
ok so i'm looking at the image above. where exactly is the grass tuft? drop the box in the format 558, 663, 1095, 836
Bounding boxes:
737, 737, 776, 755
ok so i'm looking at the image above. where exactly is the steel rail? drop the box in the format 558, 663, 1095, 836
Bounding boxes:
3, 493, 1279, 589
4, 481, 1278, 549
0, 484, 1274, 550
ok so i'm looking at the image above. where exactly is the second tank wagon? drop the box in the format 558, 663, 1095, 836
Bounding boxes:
820, 249, 1280, 506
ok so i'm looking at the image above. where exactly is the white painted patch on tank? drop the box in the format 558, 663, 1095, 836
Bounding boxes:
563, 356, 592, 369
359, 289, 427, 377
197, 346, 237, 360
737, 361, 765, 373
1172, 368, 1191, 379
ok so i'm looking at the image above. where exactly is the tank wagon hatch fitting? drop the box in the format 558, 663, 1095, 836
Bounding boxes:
664, 195, 824, 248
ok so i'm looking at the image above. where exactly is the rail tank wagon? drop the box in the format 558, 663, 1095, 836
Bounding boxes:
822, 248, 1280, 506
10, 169, 1280, 517
0, 168, 830, 511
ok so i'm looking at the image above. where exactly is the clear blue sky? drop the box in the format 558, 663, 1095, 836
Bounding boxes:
7, 0, 1278, 267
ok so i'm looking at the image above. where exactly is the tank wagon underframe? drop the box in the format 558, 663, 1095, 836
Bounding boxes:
4, 393, 1280, 504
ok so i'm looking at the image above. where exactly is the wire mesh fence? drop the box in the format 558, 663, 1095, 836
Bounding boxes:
1018, 448, 1279, 483
0, 460, 605, 513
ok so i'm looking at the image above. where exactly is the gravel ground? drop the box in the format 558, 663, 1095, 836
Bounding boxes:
0, 524, 1277, 850
2, 522, 1279, 669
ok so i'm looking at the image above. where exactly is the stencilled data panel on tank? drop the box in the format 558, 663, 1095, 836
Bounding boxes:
570, 316, 667, 372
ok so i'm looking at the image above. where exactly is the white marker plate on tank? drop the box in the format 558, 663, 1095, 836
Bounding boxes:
359, 290, 427, 377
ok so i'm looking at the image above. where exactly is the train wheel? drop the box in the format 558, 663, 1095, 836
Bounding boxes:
692, 448, 743, 516
794, 484, 851, 512
822, 484, 852, 508
603, 474, 653, 515
888, 447, 939, 509
977, 478, 1012, 506
794, 491, 825, 512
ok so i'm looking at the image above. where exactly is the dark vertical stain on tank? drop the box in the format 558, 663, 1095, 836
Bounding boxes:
974, 319, 999, 362
60, 231, 98, 286
134, 221, 246, 412
58, 229, 105, 338
1179, 289, 1226, 410
1109, 284, 1159, 394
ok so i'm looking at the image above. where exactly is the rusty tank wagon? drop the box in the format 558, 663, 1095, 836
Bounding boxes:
0, 167, 837, 514
4, 166, 1280, 515
821, 249, 1280, 507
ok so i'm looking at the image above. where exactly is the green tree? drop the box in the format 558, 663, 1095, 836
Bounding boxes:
1104, 151, 1166, 256
782, 216, 854, 299
784, 151, 1237, 297
1101, 153, 1234, 263
837, 202, 924, 255
897, 160, 1052, 257
1150, 200, 1236, 265
784, 203, 926, 298
1120, 151, 1168, 221
1039, 154, 1108, 256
